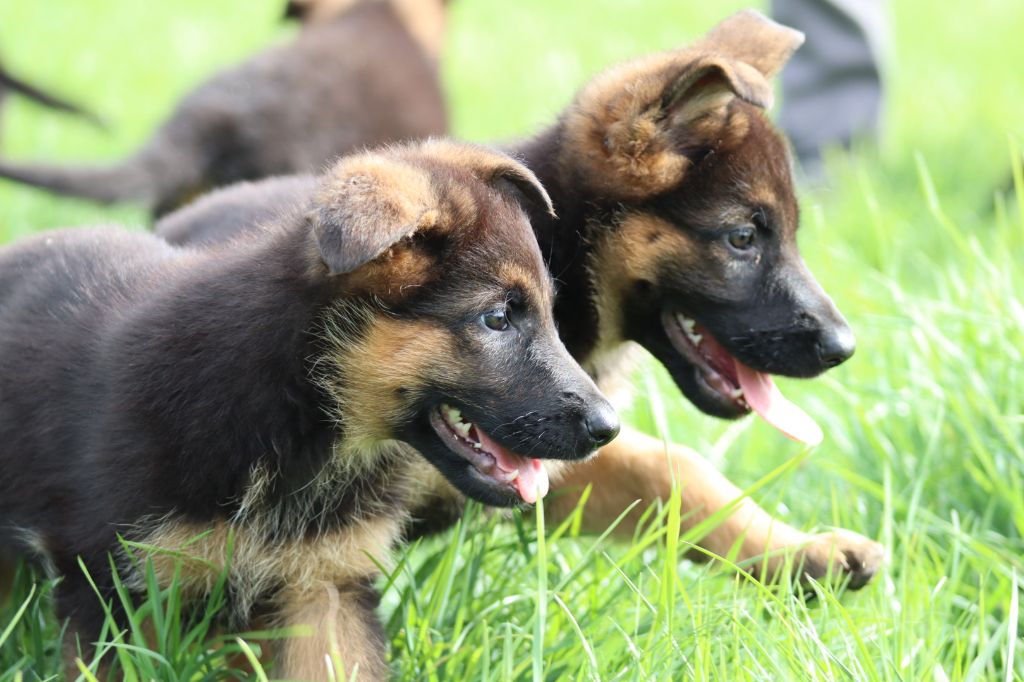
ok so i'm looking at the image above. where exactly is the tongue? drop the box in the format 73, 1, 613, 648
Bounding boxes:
474, 428, 550, 504
734, 361, 824, 446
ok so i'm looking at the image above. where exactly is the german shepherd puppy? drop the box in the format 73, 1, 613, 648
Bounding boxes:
0, 140, 618, 680
156, 10, 885, 587
0, 0, 447, 217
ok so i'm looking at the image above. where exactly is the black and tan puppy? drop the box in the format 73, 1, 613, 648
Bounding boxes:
0, 0, 447, 217
158, 10, 884, 587
0, 140, 618, 679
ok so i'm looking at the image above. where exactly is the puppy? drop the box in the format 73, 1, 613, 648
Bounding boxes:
0, 140, 618, 680
155, 10, 885, 588
0, 0, 447, 216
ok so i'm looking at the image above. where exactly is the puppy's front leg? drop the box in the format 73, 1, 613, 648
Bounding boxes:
547, 426, 884, 588
276, 580, 388, 682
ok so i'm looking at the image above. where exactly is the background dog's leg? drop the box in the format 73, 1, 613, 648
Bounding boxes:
547, 427, 884, 588
275, 580, 388, 682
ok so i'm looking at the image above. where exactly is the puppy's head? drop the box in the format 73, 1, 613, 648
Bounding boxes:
564, 10, 854, 430
312, 141, 619, 507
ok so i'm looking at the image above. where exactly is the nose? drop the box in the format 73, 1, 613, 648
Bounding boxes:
583, 401, 621, 449
815, 324, 856, 368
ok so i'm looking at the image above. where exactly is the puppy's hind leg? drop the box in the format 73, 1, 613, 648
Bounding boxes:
274, 579, 388, 682
0, 560, 16, 609
56, 574, 117, 680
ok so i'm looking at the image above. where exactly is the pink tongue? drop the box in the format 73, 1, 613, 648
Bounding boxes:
474, 428, 550, 504
734, 361, 823, 446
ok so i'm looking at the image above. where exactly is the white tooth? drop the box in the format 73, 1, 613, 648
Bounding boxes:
504, 469, 520, 482
447, 407, 462, 423
473, 442, 482, 449
455, 422, 472, 437
689, 333, 703, 345
682, 318, 696, 332
730, 388, 743, 399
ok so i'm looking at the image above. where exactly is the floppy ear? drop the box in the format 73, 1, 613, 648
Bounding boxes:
310, 157, 438, 275
565, 54, 777, 201
491, 164, 556, 218
412, 139, 555, 217
698, 9, 804, 79
562, 12, 801, 202
662, 56, 775, 125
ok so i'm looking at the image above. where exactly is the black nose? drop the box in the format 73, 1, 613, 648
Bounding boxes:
816, 325, 856, 368
584, 402, 620, 448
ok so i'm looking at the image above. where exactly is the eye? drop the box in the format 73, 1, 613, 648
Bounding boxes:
726, 227, 756, 251
481, 309, 510, 331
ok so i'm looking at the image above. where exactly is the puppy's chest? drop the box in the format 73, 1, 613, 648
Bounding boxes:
125, 451, 435, 614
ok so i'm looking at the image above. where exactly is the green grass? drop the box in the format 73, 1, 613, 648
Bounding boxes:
2, 0, 1023, 679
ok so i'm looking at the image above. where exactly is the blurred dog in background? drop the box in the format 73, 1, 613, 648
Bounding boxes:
0, 0, 448, 216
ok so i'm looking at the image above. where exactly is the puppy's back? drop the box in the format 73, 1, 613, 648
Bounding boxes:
157, 176, 315, 247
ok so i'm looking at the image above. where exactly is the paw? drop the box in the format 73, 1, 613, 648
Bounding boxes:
796, 529, 885, 590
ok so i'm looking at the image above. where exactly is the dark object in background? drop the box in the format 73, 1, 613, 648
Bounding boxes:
772, 0, 887, 177
0, 0, 448, 217
0, 58, 105, 135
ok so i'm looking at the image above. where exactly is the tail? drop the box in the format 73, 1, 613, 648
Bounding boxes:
0, 125, 208, 213
0, 154, 162, 207
0, 66, 105, 128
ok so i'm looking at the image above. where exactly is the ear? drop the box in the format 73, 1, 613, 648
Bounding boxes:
310, 156, 438, 275
698, 9, 804, 79
662, 56, 774, 125
492, 164, 556, 218
412, 140, 555, 217
565, 54, 775, 201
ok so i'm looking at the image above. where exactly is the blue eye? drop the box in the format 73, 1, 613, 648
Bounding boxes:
481, 309, 509, 331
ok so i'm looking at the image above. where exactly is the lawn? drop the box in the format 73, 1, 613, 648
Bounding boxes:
1, 0, 1023, 679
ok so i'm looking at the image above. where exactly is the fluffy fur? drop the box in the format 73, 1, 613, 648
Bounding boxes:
154, 9, 885, 588
0, 140, 615, 679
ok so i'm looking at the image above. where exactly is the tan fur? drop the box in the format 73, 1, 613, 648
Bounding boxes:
311, 140, 551, 285
312, 155, 439, 276
697, 9, 805, 79
277, 582, 389, 682
558, 11, 803, 203
321, 316, 455, 453
586, 213, 698, 359
292, 0, 447, 62
407, 139, 555, 217
126, 516, 400, 618
391, 0, 447, 62
547, 427, 885, 584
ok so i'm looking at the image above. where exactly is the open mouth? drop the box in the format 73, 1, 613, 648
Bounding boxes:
428, 404, 549, 504
663, 311, 749, 411
662, 311, 824, 446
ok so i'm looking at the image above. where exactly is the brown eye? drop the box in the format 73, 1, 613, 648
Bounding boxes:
481, 310, 510, 331
727, 227, 756, 251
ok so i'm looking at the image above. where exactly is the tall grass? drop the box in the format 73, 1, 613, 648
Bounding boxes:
1, 0, 1023, 679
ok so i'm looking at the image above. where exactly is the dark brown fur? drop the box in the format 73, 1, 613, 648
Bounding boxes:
0, 140, 617, 679
0, 0, 447, 216
155, 10, 884, 587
